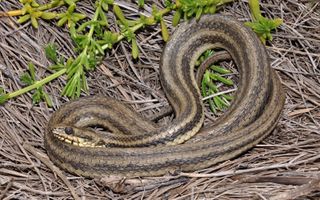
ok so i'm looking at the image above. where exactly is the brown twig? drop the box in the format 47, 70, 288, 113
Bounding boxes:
270, 178, 320, 200
22, 143, 81, 200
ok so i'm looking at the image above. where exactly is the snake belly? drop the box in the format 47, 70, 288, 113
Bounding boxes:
45, 14, 285, 178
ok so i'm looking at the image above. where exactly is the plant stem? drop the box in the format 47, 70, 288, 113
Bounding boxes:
0, 0, 67, 17
101, 23, 143, 50
38, 0, 66, 11
2, 0, 191, 102
87, 1, 101, 40
158, 7, 171, 16
248, 0, 263, 21
7, 69, 66, 99
1, 10, 23, 17
102, 7, 172, 50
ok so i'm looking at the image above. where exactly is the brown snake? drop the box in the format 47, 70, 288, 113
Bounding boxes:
45, 15, 285, 178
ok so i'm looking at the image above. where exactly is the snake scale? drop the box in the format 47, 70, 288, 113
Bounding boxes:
45, 15, 285, 178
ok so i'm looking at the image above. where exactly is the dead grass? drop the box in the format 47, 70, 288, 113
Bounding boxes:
0, 0, 320, 199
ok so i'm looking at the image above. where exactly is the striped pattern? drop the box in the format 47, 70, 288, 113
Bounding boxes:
45, 15, 285, 178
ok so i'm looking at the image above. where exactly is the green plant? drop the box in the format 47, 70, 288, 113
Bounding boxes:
173, 0, 234, 23
245, 0, 282, 44
20, 63, 53, 106
196, 50, 234, 113
0, 0, 281, 108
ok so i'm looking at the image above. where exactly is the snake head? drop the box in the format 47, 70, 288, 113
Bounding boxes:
51, 125, 105, 147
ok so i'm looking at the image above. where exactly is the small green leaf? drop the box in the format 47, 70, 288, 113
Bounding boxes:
102, 4, 109, 12
164, 0, 175, 9
51, 0, 61, 7
213, 96, 223, 110
138, 0, 144, 8
203, 71, 211, 84
49, 63, 64, 71
17, 14, 31, 24
208, 5, 216, 14
21, 5, 27, 15
172, 10, 181, 27
41, 12, 57, 20
201, 78, 207, 97
45, 43, 58, 63
152, 4, 159, 20
195, 49, 214, 66
97, 9, 108, 27
123, 29, 135, 42
31, 11, 43, 18
30, 0, 39, 7
210, 74, 233, 86
81, 71, 88, 92
101, 31, 119, 49
90, 40, 103, 55
20, 73, 33, 85
208, 98, 217, 113
272, 18, 283, 27
195, 7, 203, 20
187, 8, 195, 17
65, 0, 75, 8
77, 21, 94, 32
57, 15, 68, 27
206, 81, 218, 93
160, 19, 169, 42
113, 4, 128, 26
144, 16, 156, 25
222, 94, 233, 101
248, 0, 263, 21
32, 88, 42, 104
42, 91, 53, 107
131, 38, 139, 59
72, 13, 87, 21
28, 63, 36, 81
0, 93, 9, 104
210, 65, 231, 74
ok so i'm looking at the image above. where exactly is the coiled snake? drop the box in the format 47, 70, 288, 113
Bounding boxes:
45, 15, 285, 178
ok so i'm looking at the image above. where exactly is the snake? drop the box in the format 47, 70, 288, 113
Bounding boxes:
45, 14, 285, 178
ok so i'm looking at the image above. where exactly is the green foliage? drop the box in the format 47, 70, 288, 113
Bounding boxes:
197, 50, 234, 113
245, 17, 282, 44
138, 0, 144, 8
172, 9, 181, 26
139, 15, 156, 26
113, 4, 128, 26
45, 43, 58, 63
20, 63, 53, 106
0, 89, 9, 104
151, 5, 170, 42
246, 0, 282, 44
59, 0, 117, 98
99, 31, 119, 49
57, 3, 86, 27
45, 43, 68, 73
61, 55, 88, 98
17, 0, 59, 28
131, 38, 139, 59
171, 0, 234, 26
160, 19, 169, 42
1, 0, 281, 107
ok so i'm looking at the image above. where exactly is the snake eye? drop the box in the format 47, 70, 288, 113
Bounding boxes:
64, 127, 74, 135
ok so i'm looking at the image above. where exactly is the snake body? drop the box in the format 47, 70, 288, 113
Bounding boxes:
45, 15, 285, 178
